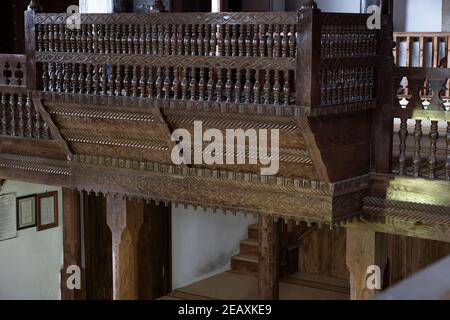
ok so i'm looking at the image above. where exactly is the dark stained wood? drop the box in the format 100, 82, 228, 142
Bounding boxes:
83, 193, 113, 300
61, 188, 85, 300
138, 201, 172, 300
258, 215, 280, 300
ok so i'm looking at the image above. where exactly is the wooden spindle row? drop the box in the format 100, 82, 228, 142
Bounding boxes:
397, 119, 449, 180
0, 92, 49, 139
321, 25, 378, 59
319, 68, 375, 105
36, 23, 297, 58
42, 62, 295, 105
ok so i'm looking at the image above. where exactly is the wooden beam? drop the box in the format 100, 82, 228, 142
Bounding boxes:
106, 195, 144, 300
346, 229, 387, 300
258, 215, 279, 300
61, 188, 85, 300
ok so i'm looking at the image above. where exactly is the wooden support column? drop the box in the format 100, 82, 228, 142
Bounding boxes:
258, 215, 279, 300
61, 188, 84, 300
106, 195, 144, 300
346, 229, 388, 300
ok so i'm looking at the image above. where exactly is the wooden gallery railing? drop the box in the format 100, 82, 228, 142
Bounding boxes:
0, 54, 50, 139
391, 32, 450, 181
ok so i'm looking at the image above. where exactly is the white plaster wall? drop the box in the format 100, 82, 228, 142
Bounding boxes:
402, 0, 442, 32
172, 205, 256, 289
0, 181, 63, 300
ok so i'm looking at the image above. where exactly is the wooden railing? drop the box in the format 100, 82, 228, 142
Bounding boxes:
393, 32, 450, 68
392, 67, 450, 181
0, 54, 50, 139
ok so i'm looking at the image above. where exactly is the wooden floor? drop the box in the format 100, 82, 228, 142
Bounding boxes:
161, 272, 349, 300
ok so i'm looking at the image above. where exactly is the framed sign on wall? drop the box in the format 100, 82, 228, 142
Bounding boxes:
17, 195, 37, 230
36, 192, 59, 231
0, 193, 17, 241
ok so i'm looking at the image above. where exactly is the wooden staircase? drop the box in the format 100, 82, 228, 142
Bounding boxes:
231, 224, 259, 275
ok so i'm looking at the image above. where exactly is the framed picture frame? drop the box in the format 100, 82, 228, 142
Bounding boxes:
17, 195, 37, 230
36, 191, 59, 231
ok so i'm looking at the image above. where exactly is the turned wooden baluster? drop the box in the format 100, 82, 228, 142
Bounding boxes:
267, 25, 274, 58
49, 63, 56, 92
115, 25, 122, 54
190, 68, 197, 101
231, 25, 238, 57
398, 118, 408, 175
123, 66, 130, 96
72, 64, 80, 94
34, 102, 41, 139
43, 25, 49, 52
217, 25, 224, 56
121, 25, 128, 54
207, 69, 215, 102
80, 25, 87, 53
224, 25, 231, 56
75, 25, 82, 53
78, 64, 86, 94
171, 25, 177, 55
18, 95, 24, 137
234, 69, 242, 103
238, 25, 245, 57
245, 25, 252, 57
204, 25, 211, 56
412, 120, 423, 177
42, 63, 49, 91
111, 25, 118, 54
105, 25, 111, 54
139, 66, 147, 98
273, 25, 281, 58
86, 64, 93, 94
53, 25, 60, 52
48, 24, 55, 52
289, 25, 296, 58
26, 94, 32, 137
151, 24, 158, 55
64, 25, 71, 52
156, 67, 163, 99
1, 94, 6, 135
176, 25, 183, 55
284, 70, 290, 106
37, 24, 43, 52
109, 65, 116, 96
197, 25, 204, 56
254, 69, 261, 104
428, 121, 439, 179
93, 65, 100, 95
210, 25, 217, 56
216, 69, 223, 102
244, 69, 252, 104
60, 24, 66, 52
158, 25, 165, 55
9, 95, 15, 136
273, 70, 281, 105
145, 25, 152, 55
281, 25, 288, 58
147, 67, 154, 98
172, 67, 180, 100
115, 65, 123, 96
253, 26, 259, 57
164, 67, 171, 99
63, 64, 71, 93
184, 25, 191, 56
56, 63, 64, 92
101, 64, 108, 95
191, 25, 198, 56
199, 68, 206, 101
99, 25, 105, 54
259, 25, 266, 57
132, 66, 139, 98
181, 67, 188, 100
133, 25, 140, 54
225, 69, 233, 102
264, 70, 271, 105
446, 122, 450, 181
139, 25, 145, 55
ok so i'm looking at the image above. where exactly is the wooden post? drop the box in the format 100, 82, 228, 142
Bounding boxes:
61, 189, 85, 300
372, 13, 394, 174
346, 229, 387, 300
258, 215, 279, 300
106, 195, 144, 300
296, 0, 321, 108
24, 8, 37, 91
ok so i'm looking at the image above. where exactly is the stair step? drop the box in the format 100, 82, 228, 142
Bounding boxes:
230, 254, 258, 274
248, 224, 259, 239
239, 238, 259, 255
